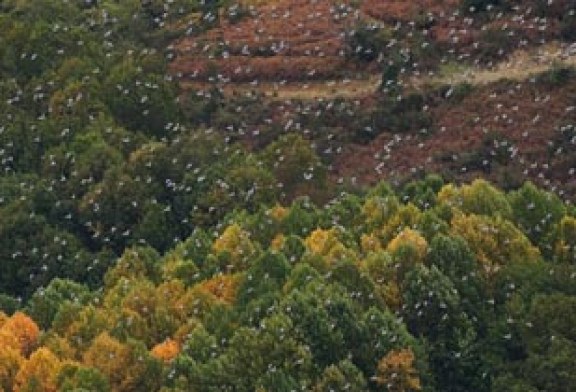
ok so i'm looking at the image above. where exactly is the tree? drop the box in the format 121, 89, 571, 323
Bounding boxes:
25, 278, 92, 330
374, 348, 422, 392
151, 339, 180, 363
354, 307, 419, 381
361, 194, 400, 232
83, 332, 162, 392
0, 200, 94, 299
261, 134, 327, 201
174, 313, 314, 391
387, 228, 428, 263
61, 305, 112, 355
102, 59, 180, 138
57, 364, 110, 392
13, 347, 62, 392
212, 224, 258, 272
400, 174, 444, 210
438, 179, 513, 219
363, 250, 401, 309
304, 227, 356, 265
508, 181, 566, 257
198, 274, 242, 305
0, 345, 22, 392
78, 167, 159, 254
555, 216, 576, 264
450, 213, 541, 274
426, 235, 486, 326
236, 251, 290, 307
380, 203, 423, 245
104, 246, 162, 289
0, 312, 40, 356
402, 265, 484, 392
313, 360, 368, 392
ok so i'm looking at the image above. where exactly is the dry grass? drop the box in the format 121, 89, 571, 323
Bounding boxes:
413, 42, 576, 88
182, 74, 381, 101
360, 0, 460, 23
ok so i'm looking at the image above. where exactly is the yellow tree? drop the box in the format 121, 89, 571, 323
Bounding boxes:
374, 348, 421, 392
212, 223, 257, 272
0, 346, 23, 392
13, 348, 62, 392
438, 179, 512, 218
555, 216, 576, 263
386, 228, 429, 286
361, 195, 400, 230
450, 213, 541, 274
380, 204, 423, 245
387, 228, 428, 263
305, 227, 356, 265
360, 233, 383, 254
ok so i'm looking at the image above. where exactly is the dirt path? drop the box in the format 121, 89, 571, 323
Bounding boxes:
180, 42, 576, 101
412, 42, 576, 89
181, 75, 381, 100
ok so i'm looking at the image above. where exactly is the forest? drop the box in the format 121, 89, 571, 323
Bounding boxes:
1, 0, 576, 391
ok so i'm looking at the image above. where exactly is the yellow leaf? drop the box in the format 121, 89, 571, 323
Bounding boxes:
13, 348, 62, 392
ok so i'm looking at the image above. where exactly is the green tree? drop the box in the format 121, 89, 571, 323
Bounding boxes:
508, 181, 566, 257
313, 360, 368, 392
102, 59, 180, 137
261, 134, 327, 201
57, 364, 110, 392
402, 265, 485, 392
25, 278, 92, 330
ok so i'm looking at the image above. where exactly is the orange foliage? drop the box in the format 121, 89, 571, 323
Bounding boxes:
375, 348, 421, 392
268, 205, 288, 221
151, 339, 180, 363
0, 312, 40, 356
0, 328, 20, 352
198, 274, 241, 305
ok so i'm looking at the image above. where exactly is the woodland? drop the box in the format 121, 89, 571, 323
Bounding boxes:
0, 0, 576, 391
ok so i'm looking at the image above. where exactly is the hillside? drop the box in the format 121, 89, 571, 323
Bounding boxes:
169, 0, 576, 199
1, 0, 576, 391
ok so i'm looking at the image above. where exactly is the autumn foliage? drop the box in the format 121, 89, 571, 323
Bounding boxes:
375, 348, 421, 392
151, 339, 180, 362
0, 312, 39, 356
0, 178, 575, 390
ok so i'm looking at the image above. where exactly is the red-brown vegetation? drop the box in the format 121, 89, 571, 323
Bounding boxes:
169, 0, 361, 82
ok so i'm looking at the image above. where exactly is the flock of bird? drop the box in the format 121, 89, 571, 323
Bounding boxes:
0, 4, 575, 389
